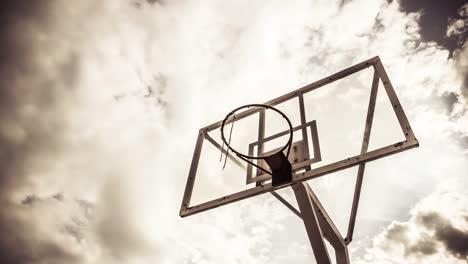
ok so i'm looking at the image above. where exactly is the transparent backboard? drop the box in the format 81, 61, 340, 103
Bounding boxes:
180, 56, 419, 217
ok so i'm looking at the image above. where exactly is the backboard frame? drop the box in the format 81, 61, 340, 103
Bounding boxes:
179, 56, 419, 217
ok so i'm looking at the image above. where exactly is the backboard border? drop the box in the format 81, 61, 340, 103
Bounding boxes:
179, 56, 419, 217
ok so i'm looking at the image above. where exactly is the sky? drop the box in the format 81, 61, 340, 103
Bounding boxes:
0, 0, 467, 263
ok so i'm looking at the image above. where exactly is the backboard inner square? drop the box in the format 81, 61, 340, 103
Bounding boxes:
256, 140, 308, 174
246, 120, 322, 185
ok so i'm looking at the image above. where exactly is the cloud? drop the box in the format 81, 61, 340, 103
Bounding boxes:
94, 174, 154, 260
356, 193, 468, 263
399, 0, 467, 56
448, 4, 468, 116
0, 3, 92, 262
0, 1, 161, 263
0, 0, 78, 198
1, 0, 468, 263
417, 212, 468, 259
447, 4, 468, 45
0, 193, 95, 264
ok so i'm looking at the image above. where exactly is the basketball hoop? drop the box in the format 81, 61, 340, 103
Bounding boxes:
220, 104, 294, 160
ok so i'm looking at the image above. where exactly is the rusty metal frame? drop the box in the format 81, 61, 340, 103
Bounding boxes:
345, 68, 379, 244
180, 56, 419, 217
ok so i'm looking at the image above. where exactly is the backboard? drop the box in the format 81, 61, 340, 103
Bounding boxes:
180, 56, 419, 218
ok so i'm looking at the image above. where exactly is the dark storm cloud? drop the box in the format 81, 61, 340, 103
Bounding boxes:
0, 194, 92, 264
3, 1, 167, 261
0, 2, 84, 263
417, 212, 468, 259
383, 222, 438, 257
455, 44, 468, 100
0, 0, 80, 196
399, 0, 467, 57
382, 211, 468, 260
398, 0, 468, 142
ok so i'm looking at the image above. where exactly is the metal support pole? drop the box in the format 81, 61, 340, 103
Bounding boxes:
257, 109, 266, 186
305, 184, 349, 264
298, 94, 312, 170
292, 183, 332, 264
346, 69, 379, 243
